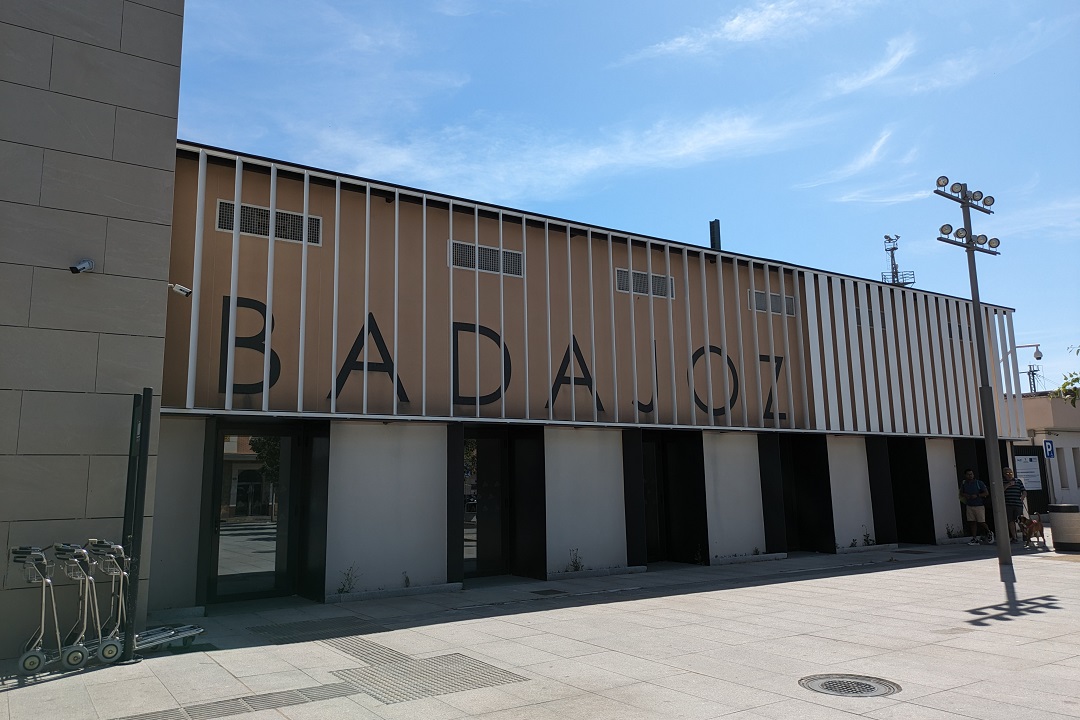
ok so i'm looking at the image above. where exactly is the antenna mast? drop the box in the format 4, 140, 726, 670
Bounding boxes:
881, 234, 915, 286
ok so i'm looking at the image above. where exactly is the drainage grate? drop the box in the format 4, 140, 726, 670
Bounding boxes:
247, 615, 386, 643
799, 674, 901, 697
332, 653, 527, 704
321, 635, 412, 665
531, 589, 567, 596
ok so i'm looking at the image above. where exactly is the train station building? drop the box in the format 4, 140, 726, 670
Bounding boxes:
0, 3, 1039, 659
146, 142, 1032, 611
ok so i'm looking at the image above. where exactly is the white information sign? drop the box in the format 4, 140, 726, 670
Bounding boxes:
1015, 455, 1042, 491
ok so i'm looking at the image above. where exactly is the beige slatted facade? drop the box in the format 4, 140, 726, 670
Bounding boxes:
162, 144, 1026, 439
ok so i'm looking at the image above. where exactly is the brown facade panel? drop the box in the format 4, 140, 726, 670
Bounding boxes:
163, 146, 1025, 439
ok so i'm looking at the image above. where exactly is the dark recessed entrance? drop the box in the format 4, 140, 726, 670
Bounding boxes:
758, 433, 836, 554
455, 425, 546, 583
637, 430, 709, 565
198, 419, 328, 604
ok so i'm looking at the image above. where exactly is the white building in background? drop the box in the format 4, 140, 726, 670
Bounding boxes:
1022, 392, 1080, 506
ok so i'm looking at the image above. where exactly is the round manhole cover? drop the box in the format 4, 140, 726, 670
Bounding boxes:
799, 674, 901, 697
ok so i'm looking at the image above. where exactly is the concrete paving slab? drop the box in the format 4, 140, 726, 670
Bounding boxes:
3, 543, 1079, 720
600, 680, 739, 719
85, 675, 178, 718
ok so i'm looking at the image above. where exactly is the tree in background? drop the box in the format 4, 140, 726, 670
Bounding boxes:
249, 435, 280, 486
1050, 345, 1079, 407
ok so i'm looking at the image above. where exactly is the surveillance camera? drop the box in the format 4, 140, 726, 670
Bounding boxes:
1034, 349, 1043, 361
69, 259, 95, 274
168, 283, 193, 297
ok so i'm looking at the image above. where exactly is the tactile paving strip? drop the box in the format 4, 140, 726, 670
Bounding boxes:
242, 690, 309, 710
322, 635, 411, 665
298, 682, 361, 702
114, 685, 361, 720
332, 653, 527, 704
116, 710, 188, 720
247, 615, 387, 643
183, 698, 250, 719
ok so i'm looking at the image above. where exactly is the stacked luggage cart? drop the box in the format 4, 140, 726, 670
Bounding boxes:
9, 539, 203, 675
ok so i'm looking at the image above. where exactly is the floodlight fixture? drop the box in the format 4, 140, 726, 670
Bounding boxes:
931, 173, 1011, 582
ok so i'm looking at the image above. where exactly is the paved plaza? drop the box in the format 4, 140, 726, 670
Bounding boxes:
3, 537, 1079, 720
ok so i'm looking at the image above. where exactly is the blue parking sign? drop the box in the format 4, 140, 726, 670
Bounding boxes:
1044, 439, 1056, 459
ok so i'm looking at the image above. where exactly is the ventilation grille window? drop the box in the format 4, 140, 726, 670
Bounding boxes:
749, 290, 796, 315
450, 241, 523, 278
615, 268, 675, 298
217, 200, 321, 246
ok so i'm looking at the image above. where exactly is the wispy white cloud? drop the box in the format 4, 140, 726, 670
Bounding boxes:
832, 187, 930, 204
624, 0, 867, 62
892, 50, 980, 93
795, 130, 891, 188
831, 35, 915, 94
987, 197, 1080, 245
301, 112, 817, 203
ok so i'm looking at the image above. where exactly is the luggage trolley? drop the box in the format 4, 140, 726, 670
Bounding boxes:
10, 540, 206, 675
54, 542, 103, 670
86, 539, 127, 663
9, 546, 62, 675
83, 538, 205, 658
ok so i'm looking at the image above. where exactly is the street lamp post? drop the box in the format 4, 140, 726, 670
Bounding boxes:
934, 176, 1014, 584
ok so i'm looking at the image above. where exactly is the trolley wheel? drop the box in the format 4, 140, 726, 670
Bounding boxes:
61, 644, 89, 670
182, 635, 195, 647
98, 639, 123, 663
18, 649, 46, 675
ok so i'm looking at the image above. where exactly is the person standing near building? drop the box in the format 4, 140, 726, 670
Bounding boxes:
960, 469, 992, 545
1002, 467, 1027, 544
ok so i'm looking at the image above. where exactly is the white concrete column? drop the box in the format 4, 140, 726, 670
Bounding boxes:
326, 422, 447, 595
544, 426, 626, 576
827, 435, 876, 548
703, 431, 765, 561
927, 438, 964, 541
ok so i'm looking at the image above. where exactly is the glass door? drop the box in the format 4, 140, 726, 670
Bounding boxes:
212, 432, 294, 598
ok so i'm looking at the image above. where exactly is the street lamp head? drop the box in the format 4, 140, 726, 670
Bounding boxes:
950, 182, 963, 194
982, 195, 995, 207
971, 190, 984, 202
939, 223, 953, 236
936, 176, 949, 188
988, 237, 1000, 249
954, 227, 968, 239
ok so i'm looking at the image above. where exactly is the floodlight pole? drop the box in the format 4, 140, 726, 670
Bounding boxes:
938, 182, 1013, 583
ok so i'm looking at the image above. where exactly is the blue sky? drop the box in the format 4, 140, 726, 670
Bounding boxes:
178, 0, 1079, 389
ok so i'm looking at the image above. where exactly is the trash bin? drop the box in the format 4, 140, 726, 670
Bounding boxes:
1048, 504, 1080, 551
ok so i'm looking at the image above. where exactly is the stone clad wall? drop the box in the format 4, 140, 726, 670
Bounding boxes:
0, 0, 184, 658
